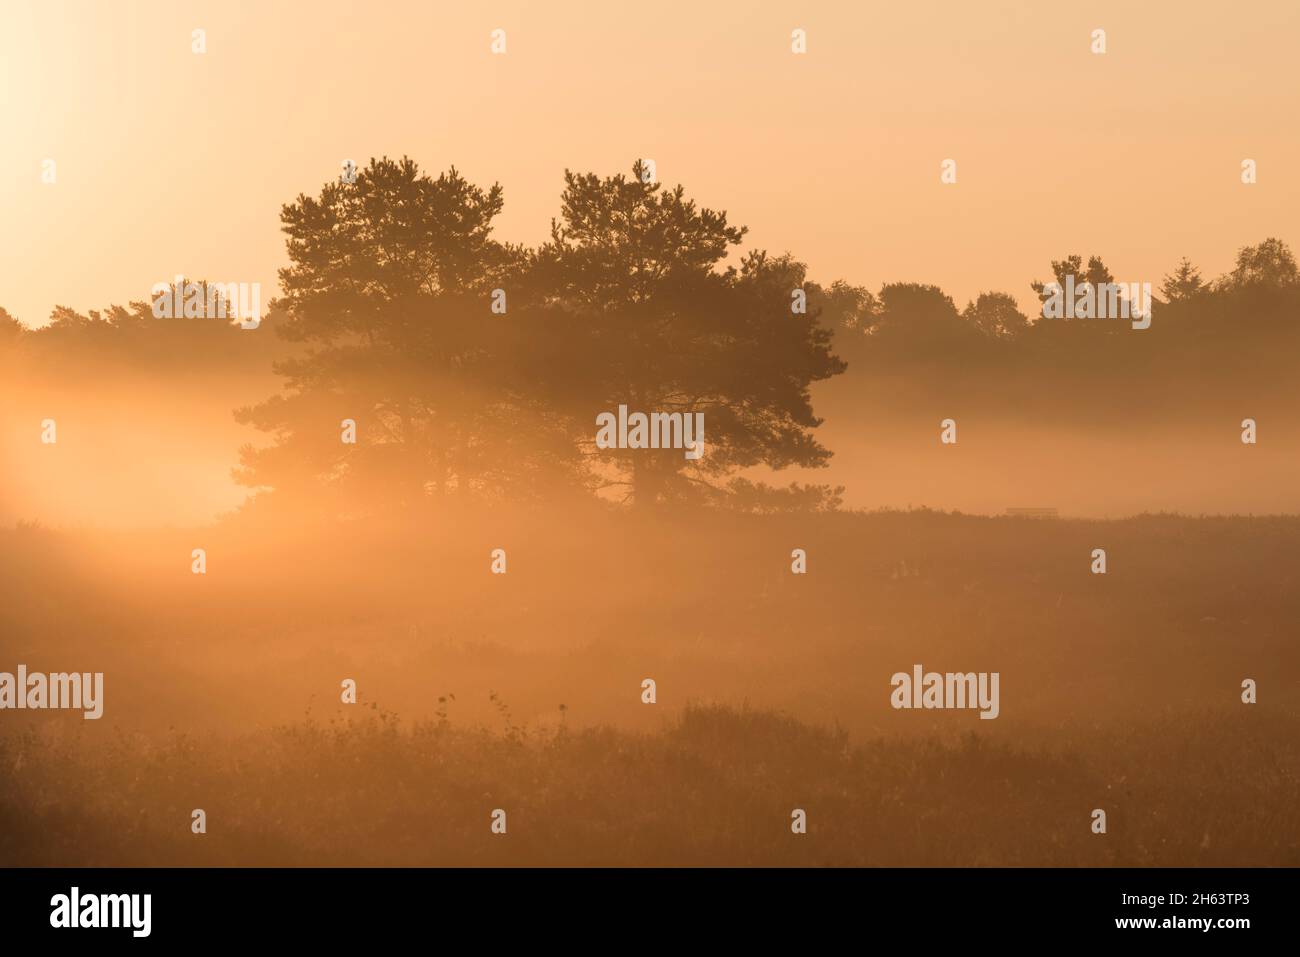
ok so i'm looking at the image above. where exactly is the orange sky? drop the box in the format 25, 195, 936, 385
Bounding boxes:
3, 0, 1298, 327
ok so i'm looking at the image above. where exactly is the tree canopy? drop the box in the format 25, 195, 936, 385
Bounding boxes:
232, 158, 848, 513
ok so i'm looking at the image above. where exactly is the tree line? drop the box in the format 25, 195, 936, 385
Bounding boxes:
3, 157, 1297, 514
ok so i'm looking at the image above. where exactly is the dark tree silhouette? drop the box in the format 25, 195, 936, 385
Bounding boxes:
1222, 238, 1298, 290
1160, 258, 1205, 302
1031, 254, 1115, 306
962, 292, 1030, 339
531, 164, 846, 506
803, 280, 876, 369
862, 282, 982, 354
0, 307, 23, 344
234, 157, 579, 512
235, 157, 848, 513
